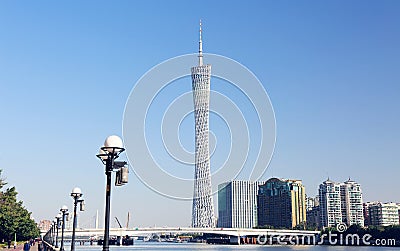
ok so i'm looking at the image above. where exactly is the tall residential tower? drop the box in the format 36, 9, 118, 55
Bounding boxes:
319, 179, 364, 228
340, 179, 364, 227
319, 179, 342, 228
191, 21, 215, 228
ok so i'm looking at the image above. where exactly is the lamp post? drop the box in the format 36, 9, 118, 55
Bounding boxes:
51, 223, 56, 246
70, 187, 85, 251
52, 220, 56, 246
97, 135, 125, 251
55, 213, 62, 248
60, 205, 69, 251
48, 223, 53, 245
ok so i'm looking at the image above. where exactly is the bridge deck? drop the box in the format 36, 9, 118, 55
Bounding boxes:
47, 227, 319, 239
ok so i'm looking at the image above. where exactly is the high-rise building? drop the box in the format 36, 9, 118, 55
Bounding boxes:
340, 179, 364, 227
306, 195, 319, 211
38, 220, 52, 232
319, 179, 342, 228
319, 179, 364, 228
257, 178, 306, 229
363, 202, 374, 226
306, 195, 320, 229
191, 21, 215, 228
368, 202, 399, 226
217, 180, 262, 228
397, 203, 400, 225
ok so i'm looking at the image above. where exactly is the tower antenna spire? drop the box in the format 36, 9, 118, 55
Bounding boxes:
198, 19, 203, 66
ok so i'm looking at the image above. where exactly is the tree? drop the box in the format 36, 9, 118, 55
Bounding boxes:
0, 170, 39, 241
0, 170, 6, 190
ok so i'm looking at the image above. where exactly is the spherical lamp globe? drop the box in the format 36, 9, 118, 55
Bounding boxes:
71, 187, 82, 198
103, 135, 124, 153
60, 205, 68, 212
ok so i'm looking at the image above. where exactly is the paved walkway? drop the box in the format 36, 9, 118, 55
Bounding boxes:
3, 244, 23, 251
3, 243, 40, 251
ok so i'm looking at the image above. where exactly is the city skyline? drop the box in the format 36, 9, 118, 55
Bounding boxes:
38, 176, 400, 230
0, 1, 399, 227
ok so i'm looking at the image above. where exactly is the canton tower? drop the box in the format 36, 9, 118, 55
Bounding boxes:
191, 21, 215, 228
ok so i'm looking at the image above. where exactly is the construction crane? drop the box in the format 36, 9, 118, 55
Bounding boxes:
115, 212, 131, 229
115, 217, 123, 228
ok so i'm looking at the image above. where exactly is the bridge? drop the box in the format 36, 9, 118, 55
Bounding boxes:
46, 227, 319, 245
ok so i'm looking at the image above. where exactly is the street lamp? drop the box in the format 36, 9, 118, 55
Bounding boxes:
49, 222, 54, 245
97, 135, 125, 251
52, 220, 57, 246
55, 213, 62, 248
70, 187, 85, 251
60, 205, 69, 251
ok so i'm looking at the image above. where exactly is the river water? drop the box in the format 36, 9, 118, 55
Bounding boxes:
72, 241, 400, 251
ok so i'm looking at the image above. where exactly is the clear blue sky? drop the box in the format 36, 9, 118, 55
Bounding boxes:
0, 1, 399, 227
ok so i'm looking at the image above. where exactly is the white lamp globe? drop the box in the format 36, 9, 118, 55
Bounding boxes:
71, 187, 82, 197
104, 135, 124, 153
104, 135, 123, 148
61, 205, 68, 212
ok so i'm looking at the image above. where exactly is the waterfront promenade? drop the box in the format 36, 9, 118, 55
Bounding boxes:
3, 243, 33, 251
3, 245, 22, 251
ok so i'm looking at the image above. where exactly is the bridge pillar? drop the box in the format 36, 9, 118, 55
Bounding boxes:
229, 236, 240, 245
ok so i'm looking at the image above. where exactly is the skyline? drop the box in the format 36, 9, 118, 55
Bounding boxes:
0, 1, 399, 227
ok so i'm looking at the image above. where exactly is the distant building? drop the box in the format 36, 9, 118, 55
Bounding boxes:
319, 179, 364, 228
398, 203, 400, 225
340, 179, 364, 227
38, 220, 52, 232
306, 207, 320, 229
217, 180, 262, 228
368, 202, 399, 226
257, 178, 306, 229
65, 213, 73, 230
319, 179, 342, 228
363, 202, 374, 226
306, 195, 320, 229
306, 195, 319, 211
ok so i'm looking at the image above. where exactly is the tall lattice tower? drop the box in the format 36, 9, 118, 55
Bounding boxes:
191, 20, 215, 228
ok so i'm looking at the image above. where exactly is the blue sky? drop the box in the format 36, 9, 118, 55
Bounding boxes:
0, 1, 399, 227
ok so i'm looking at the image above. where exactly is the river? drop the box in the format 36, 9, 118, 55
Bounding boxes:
72, 241, 400, 251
